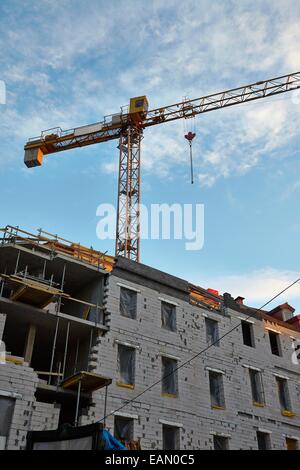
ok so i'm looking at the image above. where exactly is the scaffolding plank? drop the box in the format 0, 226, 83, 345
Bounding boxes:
3, 273, 63, 308
62, 371, 112, 392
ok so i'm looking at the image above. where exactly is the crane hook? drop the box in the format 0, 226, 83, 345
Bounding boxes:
184, 132, 196, 184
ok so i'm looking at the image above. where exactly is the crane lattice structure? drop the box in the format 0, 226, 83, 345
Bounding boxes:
24, 72, 300, 262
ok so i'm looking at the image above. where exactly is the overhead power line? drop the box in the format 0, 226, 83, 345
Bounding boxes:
97, 277, 300, 425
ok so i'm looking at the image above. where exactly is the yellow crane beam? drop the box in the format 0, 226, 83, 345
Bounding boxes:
24, 72, 300, 262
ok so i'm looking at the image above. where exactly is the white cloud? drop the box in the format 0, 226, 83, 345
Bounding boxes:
1, 0, 300, 182
193, 95, 300, 187
102, 160, 118, 175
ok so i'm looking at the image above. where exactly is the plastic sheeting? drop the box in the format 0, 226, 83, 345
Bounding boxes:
213, 435, 228, 450
118, 345, 135, 385
114, 417, 134, 443
102, 429, 127, 450
249, 370, 264, 404
209, 372, 224, 407
162, 357, 177, 395
277, 378, 290, 410
205, 318, 219, 346
120, 287, 137, 319
161, 302, 176, 331
0, 397, 14, 437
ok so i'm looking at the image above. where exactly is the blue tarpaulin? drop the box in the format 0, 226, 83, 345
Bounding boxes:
102, 430, 127, 450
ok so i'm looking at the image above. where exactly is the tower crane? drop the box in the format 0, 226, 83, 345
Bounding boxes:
24, 72, 300, 262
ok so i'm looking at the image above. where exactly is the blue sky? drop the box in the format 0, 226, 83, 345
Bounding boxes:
0, 0, 300, 312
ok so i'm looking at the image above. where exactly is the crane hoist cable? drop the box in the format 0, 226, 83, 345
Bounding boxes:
184, 131, 196, 184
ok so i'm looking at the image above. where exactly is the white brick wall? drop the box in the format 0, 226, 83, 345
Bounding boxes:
1, 269, 300, 450
88, 273, 300, 450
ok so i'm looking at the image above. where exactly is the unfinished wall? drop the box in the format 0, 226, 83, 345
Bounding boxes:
0, 361, 61, 449
87, 261, 300, 450
30, 402, 61, 432
0, 314, 61, 450
1, 249, 300, 450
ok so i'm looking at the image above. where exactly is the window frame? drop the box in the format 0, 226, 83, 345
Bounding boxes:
205, 317, 220, 347
241, 320, 255, 348
161, 301, 177, 332
161, 356, 178, 397
249, 369, 265, 406
162, 424, 180, 450
257, 431, 271, 450
117, 344, 136, 388
276, 377, 292, 413
213, 435, 229, 450
119, 286, 137, 320
268, 331, 282, 356
209, 371, 225, 409
114, 416, 134, 444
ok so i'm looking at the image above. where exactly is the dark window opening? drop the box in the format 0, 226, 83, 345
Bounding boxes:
161, 302, 176, 332
114, 416, 134, 444
213, 435, 229, 450
162, 425, 179, 450
241, 321, 255, 348
205, 318, 219, 346
118, 344, 135, 386
162, 356, 178, 396
269, 331, 281, 356
276, 377, 292, 412
257, 431, 271, 450
120, 287, 137, 319
209, 371, 225, 408
249, 369, 265, 405
3, 316, 27, 359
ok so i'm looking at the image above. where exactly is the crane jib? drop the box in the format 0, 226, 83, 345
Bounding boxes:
24, 71, 300, 166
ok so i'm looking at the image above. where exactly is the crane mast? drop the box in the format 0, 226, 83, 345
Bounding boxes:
24, 72, 300, 262
116, 126, 142, 260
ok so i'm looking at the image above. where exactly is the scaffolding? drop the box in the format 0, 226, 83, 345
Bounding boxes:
0, 225, 115, 272
0, 225, 113, 426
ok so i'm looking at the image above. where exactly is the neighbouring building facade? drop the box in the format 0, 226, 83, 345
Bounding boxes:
0, 226, 300, 450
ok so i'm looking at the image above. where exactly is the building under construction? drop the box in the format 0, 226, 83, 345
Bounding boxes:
0, 225, 300, 450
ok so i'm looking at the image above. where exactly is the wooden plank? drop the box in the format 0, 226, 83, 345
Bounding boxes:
62, 371, 112, 392
10, 286, 27, 301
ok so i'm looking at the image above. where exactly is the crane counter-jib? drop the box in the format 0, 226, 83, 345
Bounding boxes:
24, 121, 124, 167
